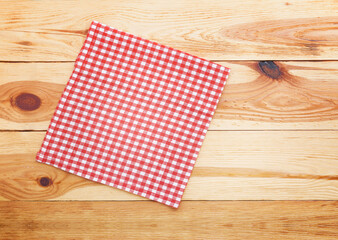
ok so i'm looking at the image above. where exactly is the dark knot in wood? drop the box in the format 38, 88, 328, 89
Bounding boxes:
258, 61, 281, 79
39, 177, 52, 187
15, 93, 41, 111
16, 41, 33, 46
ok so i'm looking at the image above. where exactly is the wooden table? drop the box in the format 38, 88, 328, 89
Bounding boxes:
0, 0, 337, 239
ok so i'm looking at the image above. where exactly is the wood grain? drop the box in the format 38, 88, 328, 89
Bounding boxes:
0, 201, 337, 240
0, 81, 64, 124
1, 0, 337, 238
0, 0, 337, 61
0, 61, 337, 130
0, 131, 337, 201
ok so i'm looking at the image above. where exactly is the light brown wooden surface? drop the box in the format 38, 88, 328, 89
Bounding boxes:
1, 131, 337, 201
0, 0, 337, 61
0, 0, 337, 239
1, 61, 338, 130
0, 201, 337, 240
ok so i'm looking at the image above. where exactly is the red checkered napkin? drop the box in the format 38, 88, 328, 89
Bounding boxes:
36, 21, 230, 208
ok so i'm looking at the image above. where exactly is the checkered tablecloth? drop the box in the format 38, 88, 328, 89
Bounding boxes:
36, 21, 230, 208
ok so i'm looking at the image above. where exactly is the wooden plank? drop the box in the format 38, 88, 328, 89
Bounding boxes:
0, 0, 337, 60
0, 201, 337, 239
0, 131, 337, 201
1, 61, 337, 130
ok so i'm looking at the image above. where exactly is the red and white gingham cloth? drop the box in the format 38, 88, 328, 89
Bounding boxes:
36, 21, 230, 208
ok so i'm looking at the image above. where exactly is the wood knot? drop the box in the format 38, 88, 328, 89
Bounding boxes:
258, 61, 281, 79
14, 93, 41, 111
17, 41, 33, 46
38, 177, 52, 187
